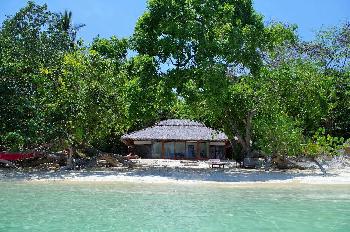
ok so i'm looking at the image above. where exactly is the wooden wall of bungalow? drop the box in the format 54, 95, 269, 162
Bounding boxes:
124, 139, 231, 160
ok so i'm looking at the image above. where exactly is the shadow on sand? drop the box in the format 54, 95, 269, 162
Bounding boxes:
0, 167, 329, 183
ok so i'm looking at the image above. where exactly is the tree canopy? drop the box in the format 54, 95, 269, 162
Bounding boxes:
0, 1, 349, 166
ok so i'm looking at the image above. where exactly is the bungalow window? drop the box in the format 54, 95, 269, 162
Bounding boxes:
174, 142, 186, 159
151, 142, 162, 159
199, 142, 208, 159
134, 144, 152, 158
175, 142, 186, 159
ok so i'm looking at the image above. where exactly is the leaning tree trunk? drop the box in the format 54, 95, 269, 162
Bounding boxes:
311, 157, 327, 175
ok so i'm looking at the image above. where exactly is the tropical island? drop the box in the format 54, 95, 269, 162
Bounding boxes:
0, 1, 350, 182
1, 1, 350, 232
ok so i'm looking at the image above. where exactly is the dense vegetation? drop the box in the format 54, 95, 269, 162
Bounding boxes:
1, 1, 349, 165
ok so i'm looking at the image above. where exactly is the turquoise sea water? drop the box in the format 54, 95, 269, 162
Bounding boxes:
0, 181, 349, 232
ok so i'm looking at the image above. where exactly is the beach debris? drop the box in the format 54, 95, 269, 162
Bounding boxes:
0, 159, 17, 168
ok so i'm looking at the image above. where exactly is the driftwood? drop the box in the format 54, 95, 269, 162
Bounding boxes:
97, 154, 120, 167
0, 159, 17, 168
270, 156, 307, 170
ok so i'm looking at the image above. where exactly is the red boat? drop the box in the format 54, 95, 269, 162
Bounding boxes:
0, 152, 36, 161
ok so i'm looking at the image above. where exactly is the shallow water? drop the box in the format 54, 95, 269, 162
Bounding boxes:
0, 181, 349, 232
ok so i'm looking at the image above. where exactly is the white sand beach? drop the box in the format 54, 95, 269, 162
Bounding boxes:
1, 157, 350, 186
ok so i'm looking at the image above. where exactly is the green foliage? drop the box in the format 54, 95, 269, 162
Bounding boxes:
330, 70, 350, 138
0, 1, 75, 149
124, 54, 171, 129
131, 0, 306, 160
260, 62, 335, 135
133, 0, 266, 74
1, 132, 25, 152
0, 1, 349, 163
91, 36, 128, 62
58, 10, 85, 47
303, 128, 344, 158
303, 22, 350, 72
42, 45, 130, 150
254, 113, 303, 157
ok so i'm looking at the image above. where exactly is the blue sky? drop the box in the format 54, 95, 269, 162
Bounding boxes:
1, 0, 349, 43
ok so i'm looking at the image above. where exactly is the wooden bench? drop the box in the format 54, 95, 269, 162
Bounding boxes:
211, 163, 226, 168
208, 159, 227, 168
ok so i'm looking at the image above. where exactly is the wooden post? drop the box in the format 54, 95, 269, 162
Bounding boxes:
224, 142, 227, 159
161, 142, 165, 159
196, 141, 200, 160
207, 142, 209, 160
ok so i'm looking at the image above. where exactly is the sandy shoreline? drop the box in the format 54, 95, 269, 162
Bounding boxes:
1, 158, 350, 186
1, 167, 350, 186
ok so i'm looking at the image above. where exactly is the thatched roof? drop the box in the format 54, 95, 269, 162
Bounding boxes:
121, 119, 228, 142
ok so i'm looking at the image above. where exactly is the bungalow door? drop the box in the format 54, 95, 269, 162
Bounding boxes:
186, 143, 196, 159
164, 142, 175, 159
209, 145, 224, 159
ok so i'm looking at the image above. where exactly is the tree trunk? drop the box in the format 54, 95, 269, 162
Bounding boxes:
312, 157, 327, 175
66, 146, 75, 170
244, 110, 255, 158
231, 110, 256, 167
264, 153, 272, 171
231, 110, 256, 164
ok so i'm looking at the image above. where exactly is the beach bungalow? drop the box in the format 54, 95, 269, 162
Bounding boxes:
121, 119, 230, 160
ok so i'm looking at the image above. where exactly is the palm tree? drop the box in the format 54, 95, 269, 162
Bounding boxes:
61, 10, 72, 33
59, 10, 85, 48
